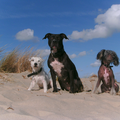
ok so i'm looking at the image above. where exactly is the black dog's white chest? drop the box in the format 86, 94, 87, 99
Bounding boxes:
50, 59, 64, 76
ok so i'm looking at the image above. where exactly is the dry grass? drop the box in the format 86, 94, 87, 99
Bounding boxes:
90, 74, 97, 78
0, 48, 18, 72
0, 46, 40, 73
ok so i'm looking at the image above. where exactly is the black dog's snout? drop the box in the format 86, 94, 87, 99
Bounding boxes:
34, 63, 37, 67
51, 39, 57, 47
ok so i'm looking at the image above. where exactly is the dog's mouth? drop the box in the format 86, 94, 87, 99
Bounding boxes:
34, 64, 38, 68
34, 66, 38, 68
52, 46, 57, 53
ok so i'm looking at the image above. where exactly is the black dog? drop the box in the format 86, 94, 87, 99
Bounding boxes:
43, 33, 83, 93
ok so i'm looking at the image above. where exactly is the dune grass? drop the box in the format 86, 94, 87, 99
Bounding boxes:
0, 46, 40, 73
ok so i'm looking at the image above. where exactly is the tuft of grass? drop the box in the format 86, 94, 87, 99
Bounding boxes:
16, 47, 37, 73
0, 46, 40, 73
0, 48, 18, 72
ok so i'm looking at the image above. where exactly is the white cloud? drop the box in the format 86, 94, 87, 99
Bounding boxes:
15, 28, 39, 41
68, 4, 120, 41
79, 51, 86, 56
69, 50, 92, 58
36, 49, 50, 57
90, 60, 101, 67
69, 54, 77, 59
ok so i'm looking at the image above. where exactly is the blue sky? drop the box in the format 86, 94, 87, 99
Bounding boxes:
1, 0, 120, 81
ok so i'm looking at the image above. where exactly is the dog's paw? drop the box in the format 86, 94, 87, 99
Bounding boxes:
28, 88, 31, 91
52, 86, 59, 92
52, 87, 61, 92
44, 90, 47, 93
92, 89, 100, 94
69, 87, 75, 93
53, 89, 58, 92
69, 90, 75, 93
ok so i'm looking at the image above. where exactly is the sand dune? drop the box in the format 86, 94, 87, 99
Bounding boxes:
0, 71, 120, 120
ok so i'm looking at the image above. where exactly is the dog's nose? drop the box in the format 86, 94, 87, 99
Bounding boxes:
53, 39, 57, 43
34, 63, 37, 67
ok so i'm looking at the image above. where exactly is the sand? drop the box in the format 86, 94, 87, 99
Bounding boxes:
0, 71, 120, 120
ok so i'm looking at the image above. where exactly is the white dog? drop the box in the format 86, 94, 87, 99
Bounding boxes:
28, 57, 53, 93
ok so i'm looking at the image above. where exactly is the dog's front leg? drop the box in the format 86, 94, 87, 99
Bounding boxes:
50, 69, 58, 92
42, 79, 47, 93
110, 77, 116, 95
28, 78, 36, 91
69, 70, 75, 93
93, 77, 101, 94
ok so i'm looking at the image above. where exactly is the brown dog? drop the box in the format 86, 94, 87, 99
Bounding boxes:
93, 49, 119, 95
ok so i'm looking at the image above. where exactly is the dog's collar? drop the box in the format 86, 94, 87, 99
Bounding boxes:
103, 63, 113, 68
27, 67, 42, 77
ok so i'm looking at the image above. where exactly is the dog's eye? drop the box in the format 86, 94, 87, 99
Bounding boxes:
50, 37, 53, 40
38, 60, 40, 62
57, 37, 60, 40
31, 59, 34, 62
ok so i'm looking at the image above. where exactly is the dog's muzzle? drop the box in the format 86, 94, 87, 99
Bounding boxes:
34, 63, 38, 67
52, 46, 57, 53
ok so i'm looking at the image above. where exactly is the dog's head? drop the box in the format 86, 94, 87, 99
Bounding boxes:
43, 33, 69, 54
29, 57, 44, 72
97, 49, 119, 66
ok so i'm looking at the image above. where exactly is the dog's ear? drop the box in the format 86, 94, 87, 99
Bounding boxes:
42, 33, 52, 39
60, 33, 69, 40
112, 51, 119, 66
38, 57, 44, 63
113, 56, 119, 66
97, 49, 106, 60
29, 57, 34, 62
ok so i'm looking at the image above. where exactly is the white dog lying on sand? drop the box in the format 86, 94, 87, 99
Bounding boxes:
28, 57, 53, 93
